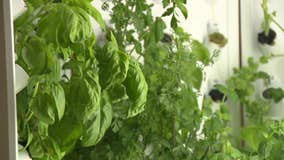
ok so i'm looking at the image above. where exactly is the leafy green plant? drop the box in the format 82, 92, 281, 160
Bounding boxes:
258, 0, 284, 45
261, 0, 284, 35
15, 0, 284, 160
263, 87, 284, 103
15, 0, 148, 159
214, 55, 284, 159
60, 1, 248, 159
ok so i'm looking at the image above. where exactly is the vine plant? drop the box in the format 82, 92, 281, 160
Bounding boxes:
15, 0, 148, 159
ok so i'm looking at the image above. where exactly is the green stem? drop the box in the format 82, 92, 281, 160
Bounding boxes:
200, 146, 209, 160
261, 0, 270, 36
24, 82, 39, 126
172, 115, 176, 146
271, 54, 284, 58
272, 18, 284, 33
129, 46, 136, 56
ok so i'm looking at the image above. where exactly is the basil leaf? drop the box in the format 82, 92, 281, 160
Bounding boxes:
37, 4, 94, 48
123, 60, 148, 118
81, 93, 112, 147
50, 83, 66, 120
69, 71, 101, 119
96, 33, 130, 89
107, 84, 128, 104
29, 136, 63, 160
49, 113, 83, 154
177, 2, 188, 19
20, 36, 47, 75
63, 0, 106, 30
28, 75, 65, 124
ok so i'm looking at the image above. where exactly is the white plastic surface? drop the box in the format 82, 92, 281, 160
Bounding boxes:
12, 0, 26, 19
15, 64, 29, 94
13, 0, 29, 94
18, 144, 31, 160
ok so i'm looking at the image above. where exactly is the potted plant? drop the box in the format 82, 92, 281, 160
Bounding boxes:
208, 32, 228, 48
258, 0, 284, 54
215, 55, 284, 159
204, 20, 228, 57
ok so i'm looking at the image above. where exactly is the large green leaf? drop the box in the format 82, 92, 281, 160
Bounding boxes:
96, 33, 130, 89
123, 60, 148, 118
191, 40, 210, 65
29, 136, 63, 160
64, 60, 107, 147
63, 0, 106, 30
49, 113, 83, 154
107, 84, 128, 104
81, 93, 113, 147
37, 4, 93, 48
50, 83, 66, 120
28, 76, 65, 124
68, 70, 101, 120
20, 36, 48, 75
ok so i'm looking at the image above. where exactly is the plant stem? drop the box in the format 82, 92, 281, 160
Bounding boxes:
24, 82, 39, 126
271, 54, 284, 58
172, 115, 176, 147
261, 0, 270, 36
272, 18, 284, 33
200, 146, 209, 160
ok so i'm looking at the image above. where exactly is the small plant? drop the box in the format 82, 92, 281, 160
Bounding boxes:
262, 87, 284, 103
208, 32, 228, 48
258, 0, 284, 45
215, 55, 284, 159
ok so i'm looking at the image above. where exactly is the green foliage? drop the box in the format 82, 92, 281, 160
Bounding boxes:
261, 0, 284, 35
16, 0, 284, 160
162, 0, 188, 28
63, 1, 242, 159
263, 87, 284, 103
15, 1, 148, 159
214, 55, 284, 159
